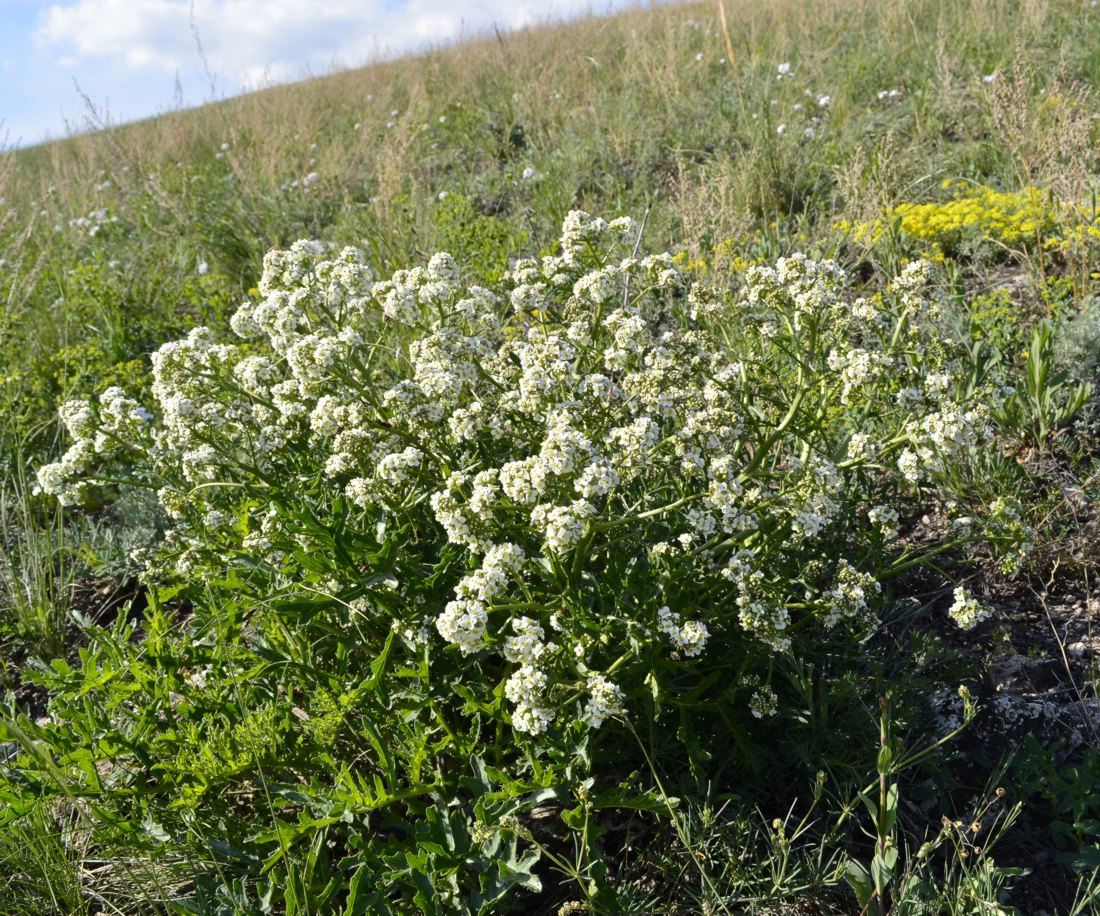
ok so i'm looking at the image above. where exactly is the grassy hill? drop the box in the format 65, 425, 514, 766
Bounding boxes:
3, 1, 1097, 441
1, 0, 1099, 912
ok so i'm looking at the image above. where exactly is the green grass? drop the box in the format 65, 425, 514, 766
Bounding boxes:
1, 0, 1099, 911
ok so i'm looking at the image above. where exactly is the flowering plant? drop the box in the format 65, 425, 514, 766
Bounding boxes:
40, 209, 1034, 729
30, 212, 1031, 905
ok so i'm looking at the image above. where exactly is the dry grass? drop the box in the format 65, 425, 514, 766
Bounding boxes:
5, 0, 1096, 244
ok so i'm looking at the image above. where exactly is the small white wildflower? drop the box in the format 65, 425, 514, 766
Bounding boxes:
868, 505, 899, 540
658, 606, 710, 657
823, 561, 880, 629
503, 616, 553, 665
436, 598, 488, 654
947, 587, 991, 630
506, 665, 555, 735
582, 675, 625, 728
749, 684, 778, 718
847, 432, 876, 460
897, 449, 920, 483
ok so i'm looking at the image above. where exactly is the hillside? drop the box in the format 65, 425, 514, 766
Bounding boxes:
3, 1, 1097, 434
2, 0, 1100, 912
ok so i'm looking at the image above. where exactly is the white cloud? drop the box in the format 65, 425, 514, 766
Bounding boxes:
35, 0, 622, 89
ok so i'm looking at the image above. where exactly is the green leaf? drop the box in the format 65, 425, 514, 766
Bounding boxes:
859, 792, 879, 824
343, 863, 371, 916
843, 859, 873, 907
881, 783, 898, 836
870, 843, 897, 895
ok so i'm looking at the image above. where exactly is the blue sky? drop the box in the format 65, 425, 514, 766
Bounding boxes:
1, 0, 643, 147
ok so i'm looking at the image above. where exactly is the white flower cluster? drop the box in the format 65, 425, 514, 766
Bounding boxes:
657, 605, 710, 657
437, 543, 526, 655
69, 207, 118, 237
503, 616, 555, 665
868, 504, 900, 540
719, 547, 791, 652
582, 675, 625, 728
986, 497, 1035, 575
947, 587, 992, 630
505, 665, 554, 735
827, 346, 893, 403
37, 387, 151, 504
749, 684, 778, 719
822, 561, 881, 629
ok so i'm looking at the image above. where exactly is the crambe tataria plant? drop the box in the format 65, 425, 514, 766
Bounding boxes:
40, 212, 1030, 738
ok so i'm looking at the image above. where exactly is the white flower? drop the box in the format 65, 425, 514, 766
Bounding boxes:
535, 500, 594, 553
376, 447, 425, 486
574, 458, 619, 498
503, 616, 553, 665
847, 432, 876, 460
657, 606, 710, 657
512, 702, 556, 735
822, 561, 880, 628
947, 587, 991, 630
436, 598, 488, 655
898, 450, 920, 482
582, 675, 624, 728
505, 665, 555, 734
868, 505, 899, 540
749, 685, 778, 718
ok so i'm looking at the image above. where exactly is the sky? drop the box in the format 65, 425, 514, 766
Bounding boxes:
0, 0, 642, 147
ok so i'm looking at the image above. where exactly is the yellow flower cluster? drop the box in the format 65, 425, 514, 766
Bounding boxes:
838, 180, 1079, 255
1054, 220, 1100, 253
896, 181, 1053, 246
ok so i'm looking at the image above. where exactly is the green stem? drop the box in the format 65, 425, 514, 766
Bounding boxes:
594, 492, 703, 532
879, 538, 966, 579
